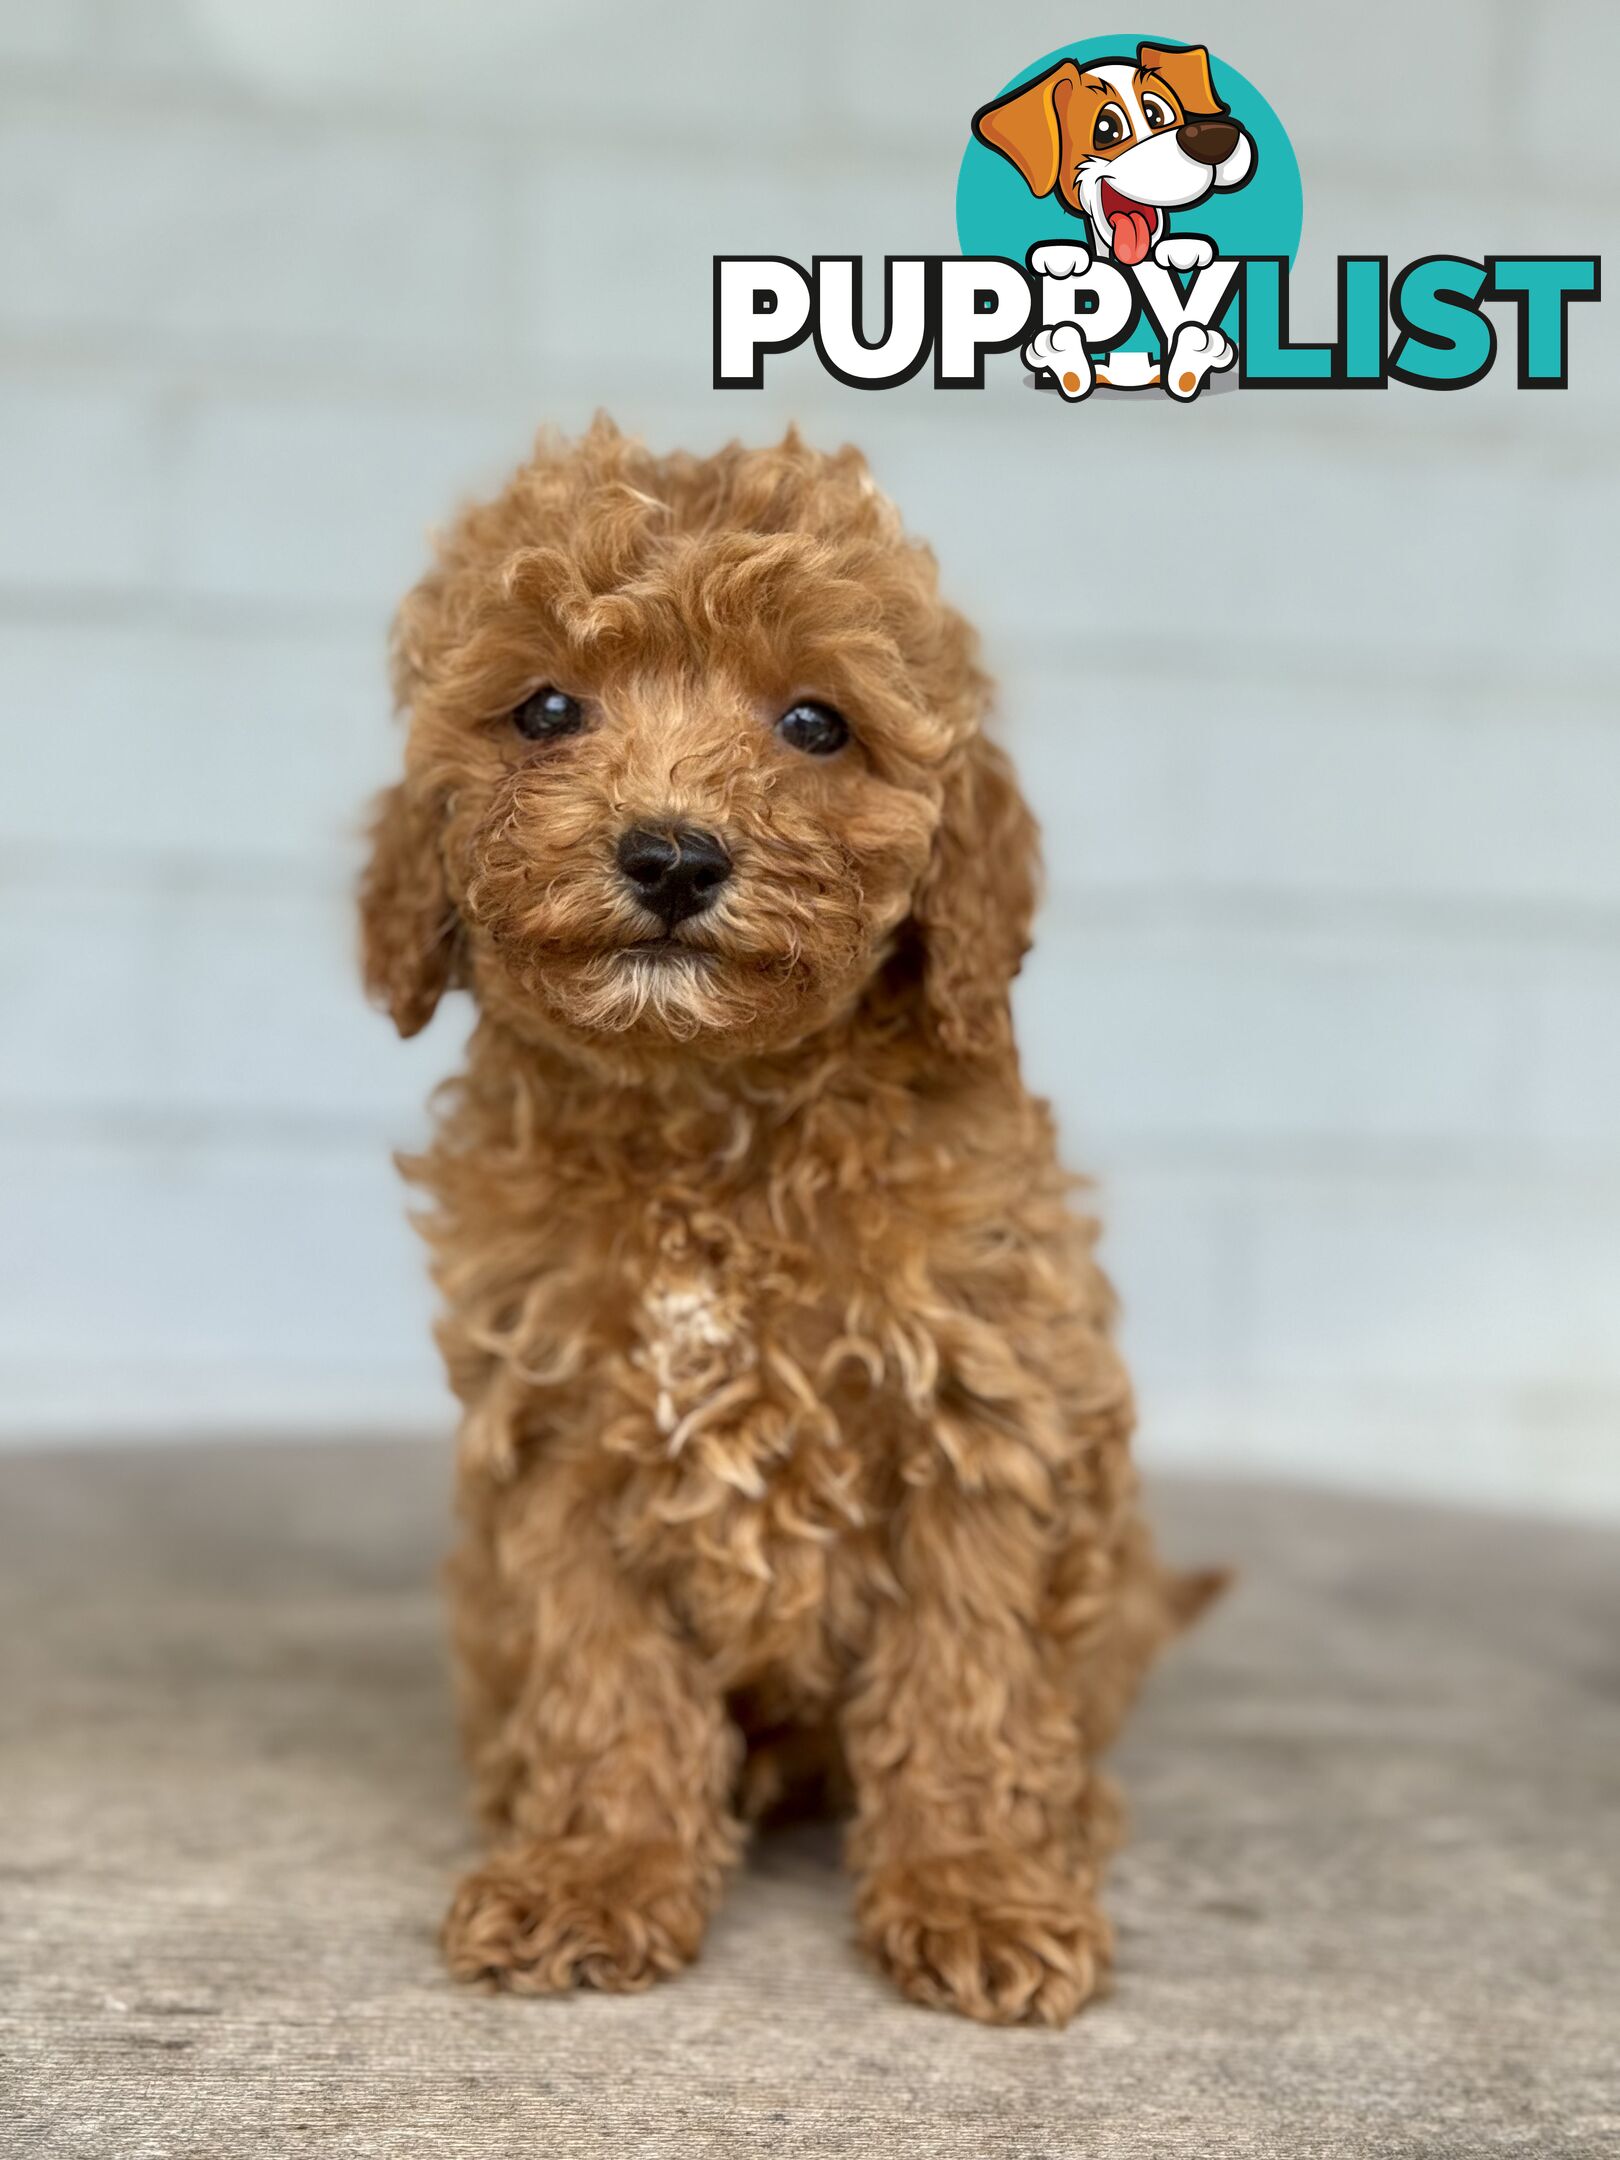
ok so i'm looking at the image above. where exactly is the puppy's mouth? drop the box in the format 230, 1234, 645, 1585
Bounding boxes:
1099, 179, 1160, 266
615, 936, 717, 965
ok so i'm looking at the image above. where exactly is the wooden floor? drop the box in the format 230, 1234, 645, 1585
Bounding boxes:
1, 1441, 1615, 2158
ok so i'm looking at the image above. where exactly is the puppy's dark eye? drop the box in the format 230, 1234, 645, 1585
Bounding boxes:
777, 701, 849, 757
511, 686, 584, 741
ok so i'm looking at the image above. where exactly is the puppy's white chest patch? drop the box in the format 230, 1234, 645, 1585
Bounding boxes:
634, 1272, 757, 1446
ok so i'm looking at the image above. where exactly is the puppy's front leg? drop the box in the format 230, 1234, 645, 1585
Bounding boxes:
844, 1482, 1108, 2026
443, 1483, 743, 1995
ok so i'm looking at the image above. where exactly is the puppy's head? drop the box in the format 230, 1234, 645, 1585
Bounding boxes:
972, 42, 1253, 264
361, 420, 1036, 1071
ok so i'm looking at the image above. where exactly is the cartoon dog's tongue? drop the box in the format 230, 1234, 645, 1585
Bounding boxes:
1100, 181, 1156, 266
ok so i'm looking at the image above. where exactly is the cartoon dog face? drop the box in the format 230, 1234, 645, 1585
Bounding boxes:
972, 42, 1254, 265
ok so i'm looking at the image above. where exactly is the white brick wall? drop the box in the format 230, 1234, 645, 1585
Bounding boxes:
0, 100, 513, 366
1020, 925, 1525, 1148
168, 392, 528, 609
1, 0, 1616, 1517
0, 380, 163, 586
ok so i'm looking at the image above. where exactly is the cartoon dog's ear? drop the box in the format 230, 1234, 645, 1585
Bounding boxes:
912, 730, 1040, 1062
1138, 41, 1226, 117
971, 59, 1084, 201
359, 777, 460, 1038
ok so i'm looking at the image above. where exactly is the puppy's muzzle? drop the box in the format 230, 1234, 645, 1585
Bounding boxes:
616, 824, 733, 929
1177, 119, 1240, 166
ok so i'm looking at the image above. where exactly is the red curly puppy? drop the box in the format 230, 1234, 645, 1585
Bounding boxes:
360, 418, 1215, 2025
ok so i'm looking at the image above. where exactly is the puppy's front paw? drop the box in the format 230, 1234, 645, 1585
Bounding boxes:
444, 1836, 710, 1995
858, 1853, 1109, 2027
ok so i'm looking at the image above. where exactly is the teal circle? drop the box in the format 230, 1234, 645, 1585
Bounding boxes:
955, 35, 1302, 355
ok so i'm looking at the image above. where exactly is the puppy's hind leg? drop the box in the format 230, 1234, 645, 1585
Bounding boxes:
443, 1466, 744, 1996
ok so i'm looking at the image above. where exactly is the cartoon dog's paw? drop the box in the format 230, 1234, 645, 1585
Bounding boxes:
1165, 320, 1235, 399
1153, 232, 1216, 273
1024, 323, 1092, 401
443, 1836, 709, 1995
1028, 242, 1091, 281
1094, 350, 1159, 391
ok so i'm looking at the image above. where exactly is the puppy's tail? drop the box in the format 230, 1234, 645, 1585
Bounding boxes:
1165, 1563, 1234, 1631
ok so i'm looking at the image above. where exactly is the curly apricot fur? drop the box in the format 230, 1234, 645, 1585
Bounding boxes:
360, 417, 1216, 2025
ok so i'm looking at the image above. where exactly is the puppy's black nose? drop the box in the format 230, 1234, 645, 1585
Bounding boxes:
1178, 118, 1240, 166
616, 824, 733, 928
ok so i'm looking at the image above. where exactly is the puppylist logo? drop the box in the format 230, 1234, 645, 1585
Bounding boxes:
714, 36, 1600, 401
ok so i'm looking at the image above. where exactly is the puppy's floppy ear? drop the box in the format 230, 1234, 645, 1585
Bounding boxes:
1138, 41, 1226, 117
912, 730, 1040, 1062
971, 59, 1083, 201
360, 567, 464, 1037
359, 778, 460, 1038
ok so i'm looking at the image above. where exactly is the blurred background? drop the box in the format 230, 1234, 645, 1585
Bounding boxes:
2, 0, 1615, 1516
